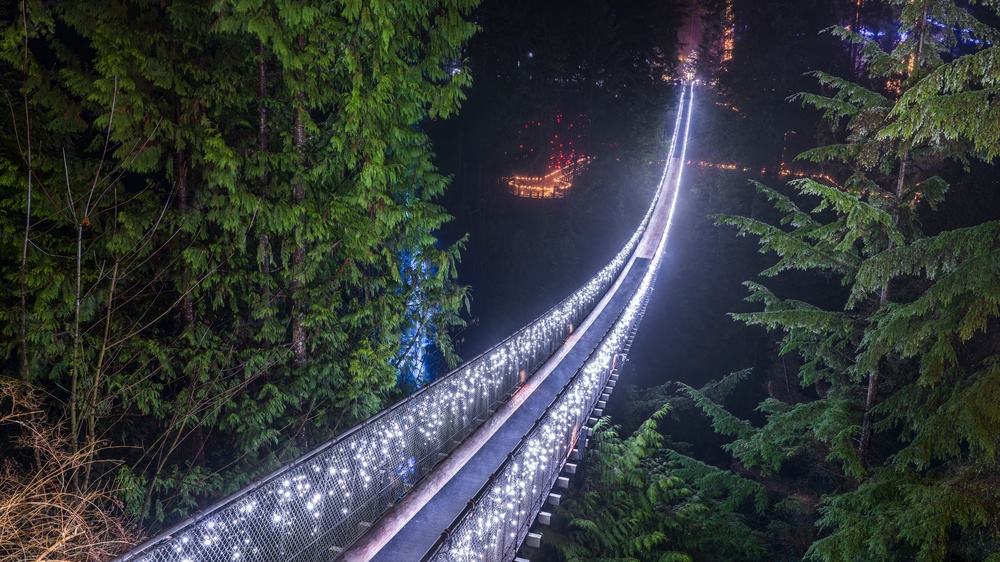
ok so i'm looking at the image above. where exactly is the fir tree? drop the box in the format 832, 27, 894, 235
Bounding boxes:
685, 1, 1000, 560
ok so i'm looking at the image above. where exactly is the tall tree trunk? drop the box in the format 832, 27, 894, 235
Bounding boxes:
83, 260, 118, 490
291, 90, 307, 367
859, 2, 927, 465
859, 158, 908, 465
71, 222, 82, 446
258, 44, 272, 277
259, 45, 268, 153
175, 148, 206, 466
61, 148, 82, 461
290, 35, 307, 367
19, 0, 33, 381
19, 97, 32, 381
176, 151, 194, 326
850, 0, 865, 74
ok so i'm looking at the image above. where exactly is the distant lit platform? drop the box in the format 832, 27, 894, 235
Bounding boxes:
505, 156, 593, 199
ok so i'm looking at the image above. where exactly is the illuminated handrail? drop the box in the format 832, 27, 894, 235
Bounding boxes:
118, 138, 666, 562
423, 253, 647, 562
424, 83, 692, 562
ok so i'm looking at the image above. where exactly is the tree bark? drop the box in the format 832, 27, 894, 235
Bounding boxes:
176, 150, 194, 326
849, 0, 865, 74
858, 1, 928, 468
18, 0, 32, 384
291, 91, 306, 367
290, 36, 307, 367
62, 149, 82, 460
175, 145, 206, 466
19, 96, 32, 381
71, 219, 82, 451
858, 158, 907, 465
258, 44, 272, 276
83, 259, 118, 490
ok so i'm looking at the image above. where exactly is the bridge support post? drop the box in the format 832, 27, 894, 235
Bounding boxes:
526, 532, 543, 548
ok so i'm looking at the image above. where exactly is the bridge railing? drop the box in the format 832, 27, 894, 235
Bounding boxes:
422, 83, 690, 562
423, 257, 649, 562
118, 184, 657, 562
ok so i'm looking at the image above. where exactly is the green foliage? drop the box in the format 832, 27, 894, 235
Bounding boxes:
554, 406, 767, 562
679, 382, 754, 440
683, 383, 862, 478
809, 461, 1000, 562
1, 0, 476, 527
684, 1, 1000, 560
662, 449, 767, 515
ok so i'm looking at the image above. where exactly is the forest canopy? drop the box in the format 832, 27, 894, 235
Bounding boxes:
0, 0, 476, 552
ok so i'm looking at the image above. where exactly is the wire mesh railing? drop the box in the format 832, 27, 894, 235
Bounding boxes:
118, 175, 659, 562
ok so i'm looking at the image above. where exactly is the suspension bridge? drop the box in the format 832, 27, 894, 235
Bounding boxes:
117, 82, 695, 562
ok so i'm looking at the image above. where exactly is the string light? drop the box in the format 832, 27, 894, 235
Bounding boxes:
690, 160, 747, 172
721, 0, 735, 63
430, 83, 695, 562
507, 113, 589, 199
689, 159, 840, 186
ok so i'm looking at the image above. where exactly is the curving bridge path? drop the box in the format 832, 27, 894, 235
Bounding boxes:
118, 82, 695, 562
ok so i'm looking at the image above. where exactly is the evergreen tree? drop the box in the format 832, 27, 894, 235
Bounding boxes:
684, 1, 1000, 560
1, 0, 475, 527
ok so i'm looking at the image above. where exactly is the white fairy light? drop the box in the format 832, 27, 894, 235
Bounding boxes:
430, 84, 694, 562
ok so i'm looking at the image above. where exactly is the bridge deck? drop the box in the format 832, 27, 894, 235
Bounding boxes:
369, 257, 651, 562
